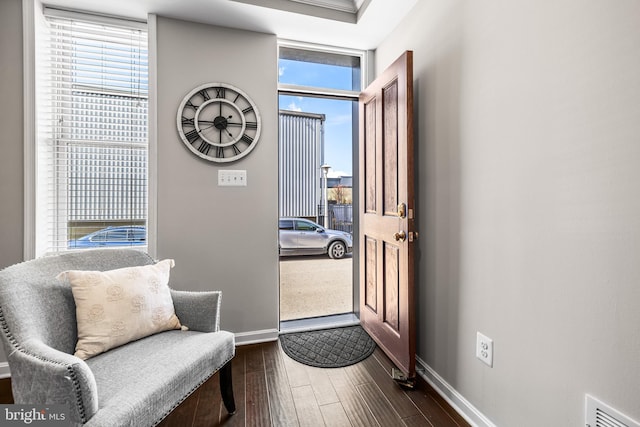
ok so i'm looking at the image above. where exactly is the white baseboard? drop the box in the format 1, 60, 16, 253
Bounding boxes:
416, 356, 496, 427
0, 362, 10, 379
234, 328, 279, 346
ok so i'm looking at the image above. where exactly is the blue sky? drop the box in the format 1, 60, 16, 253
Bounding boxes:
279, 59, 356, 177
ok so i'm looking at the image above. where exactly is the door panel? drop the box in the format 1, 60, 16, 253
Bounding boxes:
383, 81, 399, 216
365, 237, 377, 311
359, 51, 416, 378
364, 99, 377, 213
295, 220, 326, 250
279, 230, 297, 250
383, 242, 400, 332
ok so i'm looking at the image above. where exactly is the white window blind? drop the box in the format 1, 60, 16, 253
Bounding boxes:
36, 10, 148, 255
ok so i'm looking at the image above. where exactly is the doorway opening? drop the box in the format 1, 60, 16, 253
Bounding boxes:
277, 42, 364, 327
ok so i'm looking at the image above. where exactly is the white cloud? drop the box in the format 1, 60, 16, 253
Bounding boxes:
287, 102, 302, 112
278, 66, 285, 77
328, 170, 349, 178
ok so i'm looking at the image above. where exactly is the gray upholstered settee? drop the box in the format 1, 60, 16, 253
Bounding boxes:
0, 249, 236, 426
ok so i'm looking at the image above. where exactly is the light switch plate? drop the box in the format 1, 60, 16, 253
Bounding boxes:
218, 170, 247, 186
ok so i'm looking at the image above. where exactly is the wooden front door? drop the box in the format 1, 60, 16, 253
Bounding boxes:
359, 51, 416, 378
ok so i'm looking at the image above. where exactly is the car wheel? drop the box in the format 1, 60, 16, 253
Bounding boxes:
328, 241, 346, 259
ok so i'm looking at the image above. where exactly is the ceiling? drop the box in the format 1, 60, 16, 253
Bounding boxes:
234, 0, 368, 15
40, 0, 417, 49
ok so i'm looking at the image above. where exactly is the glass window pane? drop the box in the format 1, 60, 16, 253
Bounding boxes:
107, 230, 129, 241
279, 47, 361, 91
279, 219, 294, 230
132, 228, 146, 240
90, 232, 107, 241
41, 14, 148, 254
296, 220, 316, 231
279, 95, 354, 178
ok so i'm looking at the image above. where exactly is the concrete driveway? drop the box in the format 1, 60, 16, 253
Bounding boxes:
279, 254, 353, 321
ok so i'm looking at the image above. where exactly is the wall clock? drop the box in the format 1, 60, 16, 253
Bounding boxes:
176, 82, 262, 163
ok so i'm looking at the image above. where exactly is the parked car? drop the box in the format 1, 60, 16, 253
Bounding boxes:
279, 218, 352, 259
68, 226, 146, 248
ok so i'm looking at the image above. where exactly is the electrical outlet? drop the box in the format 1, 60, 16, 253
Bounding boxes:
476, 332, 493, 367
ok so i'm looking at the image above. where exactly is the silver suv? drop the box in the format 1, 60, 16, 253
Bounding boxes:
279, 218, 353, 259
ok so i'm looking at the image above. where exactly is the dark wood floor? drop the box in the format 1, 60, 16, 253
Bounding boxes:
0, 341, 469, 427
159, 341, 469, 427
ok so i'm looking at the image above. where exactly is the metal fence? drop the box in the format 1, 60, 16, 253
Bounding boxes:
317, 204, 353, 234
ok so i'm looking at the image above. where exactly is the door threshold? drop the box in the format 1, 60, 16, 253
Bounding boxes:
279, 313, 360, 334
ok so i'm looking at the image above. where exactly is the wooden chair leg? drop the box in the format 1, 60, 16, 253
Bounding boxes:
219, 360, 236, 415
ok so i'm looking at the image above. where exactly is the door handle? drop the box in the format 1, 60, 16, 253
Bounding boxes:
393, 231, 407, 242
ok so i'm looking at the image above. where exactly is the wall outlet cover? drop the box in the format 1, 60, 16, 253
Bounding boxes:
476, 332, 494, 367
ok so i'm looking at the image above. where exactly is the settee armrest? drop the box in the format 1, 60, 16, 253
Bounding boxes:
8, 339, 99, 426
171, 290, 222, 332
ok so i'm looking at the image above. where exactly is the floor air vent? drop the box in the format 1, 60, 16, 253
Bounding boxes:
586, 395, 640, 427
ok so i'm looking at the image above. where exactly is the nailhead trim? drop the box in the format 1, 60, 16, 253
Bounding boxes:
0, 305, 89, 423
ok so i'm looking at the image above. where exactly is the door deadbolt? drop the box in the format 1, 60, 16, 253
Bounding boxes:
397, 203, 406, 219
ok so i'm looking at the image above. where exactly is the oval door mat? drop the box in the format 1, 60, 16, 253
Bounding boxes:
279, 325, 376, 368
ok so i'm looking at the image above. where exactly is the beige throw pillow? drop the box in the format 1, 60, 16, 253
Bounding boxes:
57, 259, 182, 360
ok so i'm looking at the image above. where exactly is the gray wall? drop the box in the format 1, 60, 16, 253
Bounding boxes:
0, 0, 24, 369
375, 0, 640, 425
0, 0, 24, 269
0, 9, 280, 366
155, 17, 279, 337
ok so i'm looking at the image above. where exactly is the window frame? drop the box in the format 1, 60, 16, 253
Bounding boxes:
276, 40, 369, 318
277, 39, 369, 221
277, 39, 369, 100
24, 6, 154, 259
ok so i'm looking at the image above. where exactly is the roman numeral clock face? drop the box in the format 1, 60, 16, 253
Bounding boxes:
176, 83, 261, 163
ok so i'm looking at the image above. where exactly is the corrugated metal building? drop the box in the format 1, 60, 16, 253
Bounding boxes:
279, 110, 325, 218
